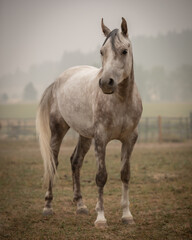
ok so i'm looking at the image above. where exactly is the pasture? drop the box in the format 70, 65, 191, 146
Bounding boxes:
0, 139, 191, 239
0, 102, 192, 119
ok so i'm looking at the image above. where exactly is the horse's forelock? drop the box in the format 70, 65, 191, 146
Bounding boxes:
102, 29, 119, 52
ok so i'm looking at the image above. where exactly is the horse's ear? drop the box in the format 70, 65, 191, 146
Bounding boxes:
121, 17, 128, 37
101, 18, 111, 37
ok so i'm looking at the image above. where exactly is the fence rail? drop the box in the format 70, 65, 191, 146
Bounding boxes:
0, 115, 192, 142
138, 116, 191, 142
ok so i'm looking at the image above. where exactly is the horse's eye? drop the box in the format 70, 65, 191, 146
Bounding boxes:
100, 50, 103, 56
122, 49, 128, 55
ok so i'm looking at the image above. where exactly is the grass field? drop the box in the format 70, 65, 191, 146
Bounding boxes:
0, 140, 191, 239
0, 104, 38, 119
0, 102, 192, 119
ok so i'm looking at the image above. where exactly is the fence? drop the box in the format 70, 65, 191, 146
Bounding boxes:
0, 118, 36, 139
0, 114, 192, 142
138, 116, 191, 142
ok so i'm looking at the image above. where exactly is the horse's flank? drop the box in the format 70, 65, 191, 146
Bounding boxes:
54, 65, 100, 138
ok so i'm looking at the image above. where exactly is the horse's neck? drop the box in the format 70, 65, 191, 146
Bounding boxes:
117, 70, 134, 102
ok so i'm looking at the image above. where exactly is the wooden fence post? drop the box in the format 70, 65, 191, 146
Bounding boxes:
190, 112, 192, 139
145, 118, 148, 142
158, 116, 162, 143
186, 117, 189, 139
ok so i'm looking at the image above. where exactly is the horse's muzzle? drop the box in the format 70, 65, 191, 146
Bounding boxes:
99, 78, 116, 94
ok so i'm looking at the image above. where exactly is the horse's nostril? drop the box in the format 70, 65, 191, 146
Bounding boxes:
108, 78, 114, 86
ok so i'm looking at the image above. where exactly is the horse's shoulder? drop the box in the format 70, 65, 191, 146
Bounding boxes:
129, 83, 143, 121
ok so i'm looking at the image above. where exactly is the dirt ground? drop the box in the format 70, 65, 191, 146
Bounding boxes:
0, 140, 192, 240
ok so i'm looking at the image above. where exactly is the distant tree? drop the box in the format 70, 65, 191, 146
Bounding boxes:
0, 93, 9, 103
135, 65, 151, 101
148, 66, 166, 101
23, 82, 37, 101
167, 65, 192, 101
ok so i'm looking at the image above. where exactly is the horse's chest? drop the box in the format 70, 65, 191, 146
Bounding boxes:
111, 111, 135, 137
96, 104, 137, 140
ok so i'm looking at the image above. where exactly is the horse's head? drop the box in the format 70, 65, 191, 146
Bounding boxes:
99, 18, 133, 94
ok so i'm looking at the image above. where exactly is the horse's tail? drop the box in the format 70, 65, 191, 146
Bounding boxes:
36, 83, 56, 187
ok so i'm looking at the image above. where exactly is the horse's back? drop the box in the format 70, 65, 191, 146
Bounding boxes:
58, 65, 99, 80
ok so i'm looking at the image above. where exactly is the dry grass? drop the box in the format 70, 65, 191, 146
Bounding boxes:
0, 140, 192, 240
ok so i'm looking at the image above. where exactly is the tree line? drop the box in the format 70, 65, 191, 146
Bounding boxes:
0, 30, 192, 103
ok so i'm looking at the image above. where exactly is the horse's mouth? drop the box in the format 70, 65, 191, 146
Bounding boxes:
100, 87, 116, 95
103, 91, 114, 95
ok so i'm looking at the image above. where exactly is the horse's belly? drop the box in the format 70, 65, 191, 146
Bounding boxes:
62, 106, 94, 138
58, 93, 94, 138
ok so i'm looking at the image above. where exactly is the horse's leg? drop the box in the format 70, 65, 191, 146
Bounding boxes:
94, 137, 108, 228
120, 131, 138, 224
43, 116, 69, 215
70, 135, 92, 215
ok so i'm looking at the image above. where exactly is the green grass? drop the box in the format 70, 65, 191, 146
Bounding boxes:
0, 140, 191, 239
0, 102, 192, 119
0, 103, 38, 119
142, 102, 192, 117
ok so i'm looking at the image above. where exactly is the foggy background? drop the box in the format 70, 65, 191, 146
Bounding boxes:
0, 0, 192, 103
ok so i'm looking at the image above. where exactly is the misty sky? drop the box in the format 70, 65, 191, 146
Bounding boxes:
0, 0, 192, 76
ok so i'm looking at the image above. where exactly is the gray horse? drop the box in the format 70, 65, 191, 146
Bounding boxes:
36, 17, 142, 228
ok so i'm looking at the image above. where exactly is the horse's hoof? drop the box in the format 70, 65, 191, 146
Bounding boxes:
94, 220, 108, 229
121, 217, 135, 225
43, 207, 53, 216
76, 206, 89, 215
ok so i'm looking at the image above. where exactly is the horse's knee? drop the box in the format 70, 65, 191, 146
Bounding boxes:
96, 169, 108, 188
71, 154, 82, 172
